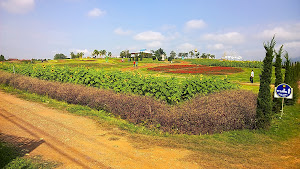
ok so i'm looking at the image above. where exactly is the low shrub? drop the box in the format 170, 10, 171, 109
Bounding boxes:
0, 71, 257, 135
188, 59, 263, 68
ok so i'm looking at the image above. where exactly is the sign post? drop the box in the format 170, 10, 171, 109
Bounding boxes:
274, 83, 293, 118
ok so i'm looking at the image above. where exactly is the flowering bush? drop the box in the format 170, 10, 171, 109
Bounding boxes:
148, 65, 243, 75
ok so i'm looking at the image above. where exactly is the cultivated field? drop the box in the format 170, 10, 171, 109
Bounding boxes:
0, 58, 299, 168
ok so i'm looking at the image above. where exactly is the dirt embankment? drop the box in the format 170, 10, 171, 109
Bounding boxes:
0, 91, 199, 169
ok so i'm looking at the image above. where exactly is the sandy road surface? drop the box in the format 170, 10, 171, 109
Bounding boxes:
0, 91, 199, 169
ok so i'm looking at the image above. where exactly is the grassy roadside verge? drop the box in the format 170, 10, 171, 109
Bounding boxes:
0, 141, 60, 169
1, 84, 299, 168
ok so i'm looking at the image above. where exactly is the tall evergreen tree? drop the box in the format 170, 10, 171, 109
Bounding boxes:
273, 45, 283, 113
284, 52, 291, 84
274, 45, 283, 86
283, 52, 294, 105
256, 36, 276, 129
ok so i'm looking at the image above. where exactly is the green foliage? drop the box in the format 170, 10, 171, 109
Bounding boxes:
284, 52, 291, 84
0, 63, 238, 104
286, 61, 300, 105
273, 45, 283, 113
0, 54, 5, 61
256, 36, 276, 129
0, 142, 58, 169
0, 142, 19, 168
188, 59, 263, 68
54, 53, 67, 60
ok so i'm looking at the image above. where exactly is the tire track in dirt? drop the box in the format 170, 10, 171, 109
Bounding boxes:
0, 109, 105, 168
0, 91, 199, 169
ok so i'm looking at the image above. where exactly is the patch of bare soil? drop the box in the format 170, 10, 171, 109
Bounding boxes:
0, 91, 199, 169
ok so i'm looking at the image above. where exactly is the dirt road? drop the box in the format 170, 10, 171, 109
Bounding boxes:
0, 91, 199, 169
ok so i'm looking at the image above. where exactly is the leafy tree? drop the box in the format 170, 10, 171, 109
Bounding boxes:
201, 53, 207, 59
153, 48, 166, 61
0, 54, 5, 61
210, 54, 215, 59
256, 36, 276, 129
189, 50, 194, 58
100, 50, 107, 58
273, 45, 283, 113
70, 52, 77, 59
78, 52, 84, 59
108, 52, 112, 57
54, 53, 67, 60
169, 51, 176, 61
92, 50, 99, 58
195, 52, 200, 58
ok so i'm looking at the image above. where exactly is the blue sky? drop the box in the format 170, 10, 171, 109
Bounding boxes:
1, 0, 300, 60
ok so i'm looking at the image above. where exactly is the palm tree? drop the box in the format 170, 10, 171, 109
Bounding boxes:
78, 52, 84, 59
101, 50, 107, 58
92, 50, 99, 58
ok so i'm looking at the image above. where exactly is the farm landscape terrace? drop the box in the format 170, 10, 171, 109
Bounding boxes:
0, 56, 299, 168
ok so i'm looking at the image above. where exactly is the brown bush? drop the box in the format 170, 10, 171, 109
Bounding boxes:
0, 71, 257, 135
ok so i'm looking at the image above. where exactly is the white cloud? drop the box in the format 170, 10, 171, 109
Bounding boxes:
70, 49, 91, 56
147, 41, 162, 48
207, 43, 226, 50
88, 8, 106, 17
177, 43, 195, 52
185, 19, 206, 31
134, 31, 165, 41
114, 27, 132, 35
284, 41, 300, 48
203, 32, 244, 44
260, 25, 300, 41
0, 0, 35, 14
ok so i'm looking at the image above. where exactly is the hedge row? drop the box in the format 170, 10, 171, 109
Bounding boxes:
187, 59, 263, 68
0, 71, 257, 134
0, 62, 238, 104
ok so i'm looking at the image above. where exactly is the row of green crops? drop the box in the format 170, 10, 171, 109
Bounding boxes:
187, 59, 263, 68
0, 62, 238, 104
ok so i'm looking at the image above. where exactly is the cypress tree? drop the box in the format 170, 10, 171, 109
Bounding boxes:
273, 45, 283, 113
284, 52, 291, 84
284, 53, 298, 105
256, 36, 276, 129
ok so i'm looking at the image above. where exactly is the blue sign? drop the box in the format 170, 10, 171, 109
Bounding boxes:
276, 84, 292, 98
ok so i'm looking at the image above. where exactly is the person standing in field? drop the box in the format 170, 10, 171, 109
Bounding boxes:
133, 61, 136, 67
250, 70, 254, 83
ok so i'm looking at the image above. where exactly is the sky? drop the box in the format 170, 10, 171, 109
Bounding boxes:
0, 0, 300, 60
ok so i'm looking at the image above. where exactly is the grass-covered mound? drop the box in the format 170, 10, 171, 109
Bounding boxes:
0, 71, 256, 135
